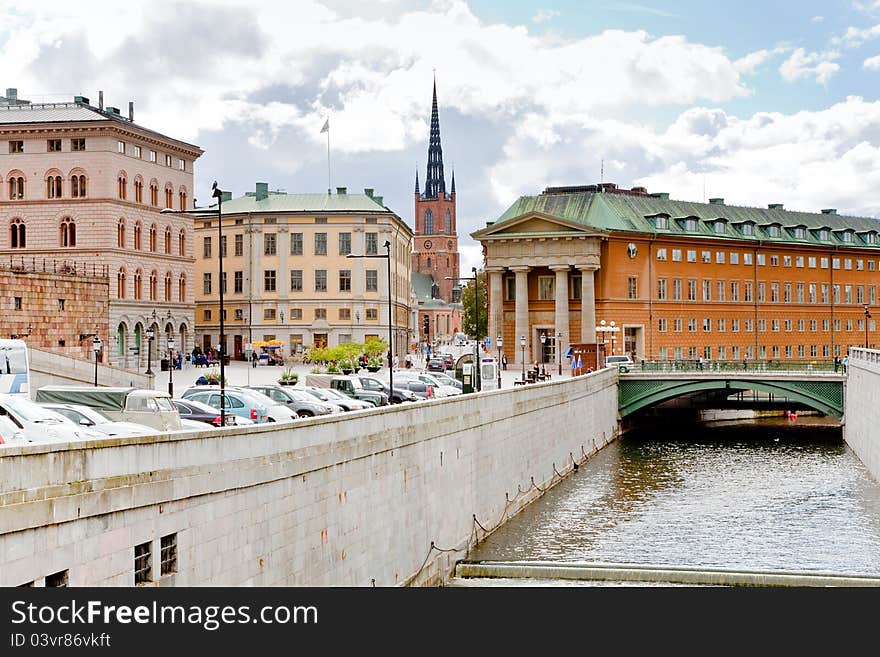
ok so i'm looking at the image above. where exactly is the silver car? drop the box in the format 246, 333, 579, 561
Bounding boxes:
39, 403, 157, 438
0, 394, 103, 444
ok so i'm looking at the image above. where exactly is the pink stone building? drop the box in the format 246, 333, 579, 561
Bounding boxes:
0, 88, 203, 369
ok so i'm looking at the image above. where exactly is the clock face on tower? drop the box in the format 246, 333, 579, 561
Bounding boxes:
447, 240, 453, 249
424, 240, 432, 250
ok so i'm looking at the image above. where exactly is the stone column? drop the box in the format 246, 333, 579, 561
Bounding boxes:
487, 268, 504, 354
551, 265, 570, 355
511, 266, 531, 365
580, 266, 597, 343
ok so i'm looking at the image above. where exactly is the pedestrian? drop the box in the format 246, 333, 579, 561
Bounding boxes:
833, 356, 840, 373
251, 351, 258, 368
502, 354, 508, 370
697, 356, 704, 371
842, 355, 848, 373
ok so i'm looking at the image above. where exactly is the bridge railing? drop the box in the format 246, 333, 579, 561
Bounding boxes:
632, 359, 839, 374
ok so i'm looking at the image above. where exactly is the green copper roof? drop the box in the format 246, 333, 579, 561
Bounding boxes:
208, 192, 391, 214
485, 190, 880, 248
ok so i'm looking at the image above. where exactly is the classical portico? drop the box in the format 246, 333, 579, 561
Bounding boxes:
473, 212, 604, 366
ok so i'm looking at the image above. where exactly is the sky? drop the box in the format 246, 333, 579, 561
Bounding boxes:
5, 0, 880, 273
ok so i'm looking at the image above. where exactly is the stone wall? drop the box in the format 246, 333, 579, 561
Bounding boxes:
29, 346, 151, 391
0, 369, 618, 586
844, 348, 880, 482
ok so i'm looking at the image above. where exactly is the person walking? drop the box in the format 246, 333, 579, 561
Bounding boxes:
502, 354, 508, 371
697, 356, 704, 371
833, 356, 840, 373
842, 354, 848, 373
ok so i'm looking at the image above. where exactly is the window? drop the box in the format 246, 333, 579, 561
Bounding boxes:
538, 276, 554, 300
203, 236, 211, 258
164, 186, 173, 209
164, 154, 172, 167
871, 286, 877, 305
796, 256, 804, 268
133, 179, 143, 203
366, 270, 378, 292
315, 217, 327, 224
132, 145, 141, 158
797, 283, 805, 303
688, 318, 697, 332
819, 229, 829, 241
842, 231, 854, 243
47, 174, 62, 198
684, 218, 697, 231
366, 308, 378, 320
47, 139, 61, 152
117, 269, 126, 299
770, 282, 779, 303
757, 254, 766, 266
203, 273, 212, 294
810, 319, 817, 331
160, 534, 177, 576
179, 190, 187, 210
203, 309, 212, 321
149, 271, 157, 300
687, 250, 697, 263
730, 252, 739, 265
149, 224, 157, 252
315, 270, 327, 292
716, 280, 725, 301
627, 277, 637, 300
672, 278, 681, 301
338, 232, 351, 255
149, 150, 156, 162
716, 251, 725, 264
339, 308, 351, 320
845, 285, 853, 304
290, 309, 302, 320
133, 269, 142, 300
264, 270, 276, 292
758, 282, 766, 302
701, 250, 711, 263
772, 319, 780, 332
135, 541, 152, 584
339, 270, 352, 292
732, 319, 740, 332
793, 226, 806, 239
714, 221, 726, 234
71, 138, 85, 152
178, 229, 186, 256
756, 319, 765, 332
290, 233, 303, 255
820, 257, 829, 269
658, 318, 667, 332
808, 256, 817, 268
264, 233, 277, 256
857, 259, 864, 271
13, 296, 21, 310
798, 319, 806, 331
673, 318, 682, 332
785, 319, 793, 332
844, 258, 853, 270
178, 159, 185, 171
425, 209, 434, 234
315, 233, 327, 255
117, 174, 127, 200
766, 224, 781, 238
654, 216, 669, 229
687, 279, 696, 301
783, 255, 792, 267
832, 258, 841, 270
366, 232, 378, 255
657, 279, 667, 300
741, 222, 754, 236
744, 281, 753, 302
264, 308, 276, 320
821, 284, 829, 304
314, 308, 327, 320
232, 271, 242, 294
179, 274, 186, 302
10, 218, 25, 249
833, 285, 841, 304
164, 272, 172, 301
150, 182, 158, 206
784, 283, 792, 303
290, 270, 302, 292
46, 570, 68, 588
571, 273, 581, 300
744, 253, 753, 266
730, 281, 739, 302
703, 318, 711, 332
117, 140, 125, 154
672, 249, 682, 262
703, 280, 711, 301
656, 248, 667, 262
59, 218, 76, 247
9, 140, 23, 153
770, 255, 779, 266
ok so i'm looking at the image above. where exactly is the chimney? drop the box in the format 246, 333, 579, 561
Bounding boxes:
106, 106, 120, 115
364, 188, 374, 198
651, 192, 670, 200
74, 95, 90, 105
374, 196, 383, 206
709, 198, 725, 205
128, 101, 134, 122
336, 186, 347, 195
768, 203, 784, 210
6, 88, 17, 101
99, 90, 103, 110
255, 182, 269, 201
220, 191, 232, 202
821, 208, 837, 215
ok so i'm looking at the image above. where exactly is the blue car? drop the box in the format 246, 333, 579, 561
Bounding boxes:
180, 386, 269, 423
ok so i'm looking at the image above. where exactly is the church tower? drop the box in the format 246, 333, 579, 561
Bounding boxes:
412, 79, 459, 303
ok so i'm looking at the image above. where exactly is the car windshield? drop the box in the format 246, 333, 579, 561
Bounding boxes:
240, 390, 275, 407
285, 389, 313, 402
304, 388, 332, 401
57, 405, 111, 424
3, 396, 65, 423
174, 398, 218, 414
323, 389, 348, 401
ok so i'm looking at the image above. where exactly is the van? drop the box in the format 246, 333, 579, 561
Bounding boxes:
604, 355, 634, 372
34, 386, 182, 432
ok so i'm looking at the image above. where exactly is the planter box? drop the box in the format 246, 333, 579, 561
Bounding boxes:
367, 366, 381, 372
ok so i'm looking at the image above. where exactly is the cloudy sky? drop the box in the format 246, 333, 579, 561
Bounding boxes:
5, 0, 880, 272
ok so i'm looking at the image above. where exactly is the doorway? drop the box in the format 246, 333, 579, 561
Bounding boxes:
623, 326, 641, 360
234, 335, 243, 360
314, 333, 328, 349
535, 329, 556, 369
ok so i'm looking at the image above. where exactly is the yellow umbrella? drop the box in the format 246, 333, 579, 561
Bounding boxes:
251, 340, 269, 348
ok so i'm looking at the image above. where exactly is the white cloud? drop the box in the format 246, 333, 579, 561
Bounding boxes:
779, 48, 841, 84
812, 16, 825, 23
835, 22, 880, 47
532, 9, 560, 23
864, 54, 880, 69
734, 47, 787, 74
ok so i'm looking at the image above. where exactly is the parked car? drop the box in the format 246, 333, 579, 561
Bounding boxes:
440, 353, 455, 370
304, 374, 388, 406
35, 386, 182, 432
38, 403, 157, 438
171, 398, 253, 427
357, 376, 419, 404
301, 386, 373, 412
0, 393, 104, 444
246, 385, 337, 417
605, 355, 634, 372
394, 379, 437, 400
181, 386, 270, 423
426, 358, 446, 372
426, 371, 463, 392
397, 372, 460, 397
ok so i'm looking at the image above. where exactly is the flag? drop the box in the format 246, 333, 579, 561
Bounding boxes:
320, 118, 329, 134
576, 356, 582, 369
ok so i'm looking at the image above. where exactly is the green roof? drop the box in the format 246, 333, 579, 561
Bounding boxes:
412, 272, 437, 301
208, 192, 391, 214
486, 190, 880, 248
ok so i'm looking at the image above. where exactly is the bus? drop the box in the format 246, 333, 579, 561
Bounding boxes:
0, 339, 30, 397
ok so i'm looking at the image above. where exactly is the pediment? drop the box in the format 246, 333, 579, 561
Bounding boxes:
475, 211, 605, 239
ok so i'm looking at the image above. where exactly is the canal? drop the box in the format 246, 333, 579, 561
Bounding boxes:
469, 418, 880, 575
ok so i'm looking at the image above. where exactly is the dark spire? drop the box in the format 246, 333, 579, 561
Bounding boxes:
414, 169, 420, 194
451, 168, 455, 195
424, 78, 446, 199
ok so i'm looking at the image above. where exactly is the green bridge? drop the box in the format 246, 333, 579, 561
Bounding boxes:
617, 365, 846, 418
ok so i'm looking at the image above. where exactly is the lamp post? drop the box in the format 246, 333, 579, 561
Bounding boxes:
609, 320, 619, 356
496, 334, 503, 389
594, 320, 620, 367
520, 335, 526, 382
539, 331, 546, 376
556, 331, 562, 376
446, 267, 480, 390
92, 334, 101, 386
145, 325, 155, 376
167, 335, 175, 396
865, 304, 872, 349
348, 239, 393, 402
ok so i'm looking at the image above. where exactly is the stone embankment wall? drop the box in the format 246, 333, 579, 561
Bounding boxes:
0, 369, 617, 586
844, 348, 880, 482
29, 346, 151, 392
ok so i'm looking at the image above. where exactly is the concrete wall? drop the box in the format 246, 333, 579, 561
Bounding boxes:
0, 369, 618, 587
29, 346, 152, 392
844, 348, 880, 482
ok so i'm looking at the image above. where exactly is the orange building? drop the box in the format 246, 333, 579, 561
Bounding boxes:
474, 183, 880, 366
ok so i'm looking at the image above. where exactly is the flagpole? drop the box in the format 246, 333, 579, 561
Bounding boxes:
326, 119, 331, 195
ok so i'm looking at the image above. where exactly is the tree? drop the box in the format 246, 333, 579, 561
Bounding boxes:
460, 269, 487, 341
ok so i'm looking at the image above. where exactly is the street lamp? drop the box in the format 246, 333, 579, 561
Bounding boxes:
595, 320, 619, 367
556, 331, 562, 376
520, 335, 526, 382
167, 335, 175, 396
496, 334, 503, 389
539, 331, 546, 376
92, 334, 101, 386
145, 325, 155, 376
865, 304, 872, 349
609, 320, 618, 357
348, 239, 393, 403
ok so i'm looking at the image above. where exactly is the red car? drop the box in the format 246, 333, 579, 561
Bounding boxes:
427, 358, 445, 372
441, 353, 454, 369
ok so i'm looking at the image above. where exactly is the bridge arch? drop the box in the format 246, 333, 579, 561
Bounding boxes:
618, 378, 844, 418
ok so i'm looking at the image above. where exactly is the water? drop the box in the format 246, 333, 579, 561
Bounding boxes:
469, 418, 880, 575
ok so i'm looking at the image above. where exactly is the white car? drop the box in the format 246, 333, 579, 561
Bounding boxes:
605, 355, 634, 371
0, 394, 104, 445
395, 372, 460, 397
39, 403, 157, 438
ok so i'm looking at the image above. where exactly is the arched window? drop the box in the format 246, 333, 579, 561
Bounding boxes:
133, 269, 142, 300
150, 182, 158, 206
179, 189, 187, 211
164, 185, 173, 209
149, 224, 157, 252
118, 174, 127, 200
134, 221, 142, 250
117, 219, 126, 248
116, 323, 127, 356
10, 218, 25, 248
149, 270, 158, 301
178, 229, 186, 256
59, 217, 76, 247
117, 268, 126, 299
437, 209, 444, 233
178, 274, 186, 302
71, 174, 86, 198
47, 174, 62, 199
425, 209, 434, 234
427, 257, 432, 269
164, 226, 172, 254
134, 178, 143, 203
8, 175, 24, 200
165, 272, 172, 301
445, 209, 451, 233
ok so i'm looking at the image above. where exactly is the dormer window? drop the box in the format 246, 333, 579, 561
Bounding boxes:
681, 217, 697, 231
817, 228, 830, 241
766, 224, 781, 238
863, 232, 877, 245
791, 226, 806, 239
654, 216, 669, 230
740, 222, 754, 236
842, 230, 854, 243
713, 220, 726, 235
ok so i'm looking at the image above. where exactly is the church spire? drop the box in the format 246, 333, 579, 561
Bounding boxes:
424, 78, 446, 199
451, 168, 455, 195
414, 169, 420, 194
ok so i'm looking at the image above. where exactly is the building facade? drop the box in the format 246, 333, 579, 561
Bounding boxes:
474, 183, 880, 367
0, 88, 202, 369
412, 81, 459, 304
412, 272, 462, 347
194, 184, 412, 359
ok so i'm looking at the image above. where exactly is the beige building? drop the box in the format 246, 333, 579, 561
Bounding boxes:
0, 88, 203, 369
194, 184, 412, 359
